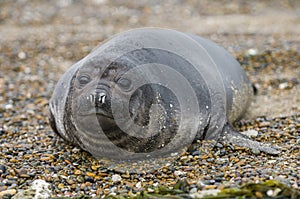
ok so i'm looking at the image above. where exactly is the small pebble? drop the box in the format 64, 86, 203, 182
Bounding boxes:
266, 188, 281, 197
247, 48, 258, 56
0, 189, 16, 197
192, 150, 201, 156
241, 129, 258, 137
252, 148, 261, 155
215, 143, 223, 148
17, 52, 26, 60
189, 187, 197, 193
0, 165, 7, 174
4, 104, 13, 110
135, 182, 142, 189
279, 82, 289, 90
111, 174, 122, 183
255, 191, 263, 198
147, 188, 154, 193
258, 122, 271, 128
174, 170, 186, 177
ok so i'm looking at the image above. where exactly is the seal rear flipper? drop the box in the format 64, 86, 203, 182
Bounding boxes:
220, 123, 280, 155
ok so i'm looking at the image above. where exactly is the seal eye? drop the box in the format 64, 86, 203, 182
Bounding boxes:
117, 77, 132, 91
78, 74, 91, 86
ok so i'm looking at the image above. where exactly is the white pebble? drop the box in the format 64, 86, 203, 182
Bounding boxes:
189, 187, 197, 193
27, 109, 35, 115
147, 188, 154, 192
171, 152, 178, 156
111, 174, 122, 183
197, 180, 205, 187
135, 181, 142, 189
267, 188, 281, 197
279, 82, 289, 90
190, 189, 220, 198
174, 170, 186, 177
241, 129, 258, 137
110, 186, 117, 193
267, 160, 277, 164
24, 67, 31, 74
5, 104, 13, 110
247, 48, 258, 56
12, 179, 52, 199
18, 51, 27, 60
266, 189, 273, 196
32, 179, 51, 199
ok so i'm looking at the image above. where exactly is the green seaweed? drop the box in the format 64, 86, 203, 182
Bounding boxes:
50, 180, 300, 199
211, 180, 300, 199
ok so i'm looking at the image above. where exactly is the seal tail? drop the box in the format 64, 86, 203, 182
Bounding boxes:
220, 123, 280, 155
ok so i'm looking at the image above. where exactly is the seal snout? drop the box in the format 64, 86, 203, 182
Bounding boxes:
87, 92, 107, 105
92, 84, 112, 114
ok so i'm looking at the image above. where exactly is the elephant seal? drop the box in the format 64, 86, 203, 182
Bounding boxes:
49, 28, 279, 161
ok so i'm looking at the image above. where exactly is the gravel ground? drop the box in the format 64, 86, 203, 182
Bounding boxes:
0, 0, 299, 198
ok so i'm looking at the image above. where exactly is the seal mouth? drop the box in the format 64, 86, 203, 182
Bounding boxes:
76, 89, 113, 118
77, 108, 113, 118
95, 108, 113, 118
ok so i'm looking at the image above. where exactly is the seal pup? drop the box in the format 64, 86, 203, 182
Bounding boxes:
49, 28, 279, 161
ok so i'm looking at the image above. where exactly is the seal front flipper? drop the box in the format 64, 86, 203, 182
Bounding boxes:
220, 122, 280, 155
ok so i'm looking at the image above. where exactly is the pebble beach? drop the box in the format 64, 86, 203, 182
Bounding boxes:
0, 0, 299, 198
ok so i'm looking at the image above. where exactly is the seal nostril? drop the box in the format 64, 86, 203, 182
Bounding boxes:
94, 92, 107, 105
99, 92, 106, 104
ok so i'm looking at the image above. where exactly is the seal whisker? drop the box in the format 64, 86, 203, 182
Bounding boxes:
89, 94, 94, 104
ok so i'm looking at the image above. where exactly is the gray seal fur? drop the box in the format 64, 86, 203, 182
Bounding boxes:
49, 28, 279, 160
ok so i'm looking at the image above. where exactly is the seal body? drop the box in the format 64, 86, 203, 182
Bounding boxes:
49, 28, 278, 160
